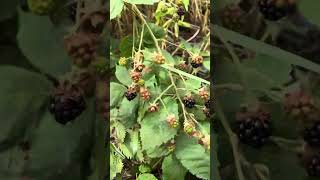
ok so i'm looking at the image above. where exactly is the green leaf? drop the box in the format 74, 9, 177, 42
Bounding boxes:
119, 36, 135, 57
162, 154, 187, 180
184, 78, 202, 90
110, 0, 124, 20
111, 121, 127, 143
299, 0, 320, 27
242, 54, 291, 85
243, 144, 306, 180
140, 97, 179, 150
137, 173, 158, 180
115, 65, 132, 86
118, 97, 139, 128
182, 0, 190, 10
24, 99, 96, 179
129, 130, 140, 156
17, 10, 71, 77
110, 82, 127, 108
139, 164, 152, 173
143, 23, 166, 47
0, 66, 52, 151
110, 151, 123, 179
213, 25, 320, 74
175, 134, 211, 180
124, 0, 159, 5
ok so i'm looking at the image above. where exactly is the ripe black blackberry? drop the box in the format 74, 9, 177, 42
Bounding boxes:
177, 6, 185, 16
304, 121, 320, 147
183, 96, 196, 108
190, 55, 203, 68
190, 61, 202, 68
258, 0, 296, 21
306, 154, 320, 177
49, 84, 86, 125
125, 87, 137, 101
205, 100, 210, 109
236, 107, 272, 147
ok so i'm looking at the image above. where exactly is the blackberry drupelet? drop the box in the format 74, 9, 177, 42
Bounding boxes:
236, 107, 272, 147
183, 96, 196, 108
304, 121, 320, 147
177, 6, 185, 16
306, 154, 320, 177
49, 85, 86, 125
258, 0, 296, 21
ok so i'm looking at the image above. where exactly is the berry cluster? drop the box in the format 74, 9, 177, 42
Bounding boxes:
177, 6, 186, 17
304, 121, 320, 148
49, 83, 86, 125
258, 0, 296, 21
125, 86, 138, 101
153, 52, 166, 64
166, 114, 179, 128
285, 90, 320, 176
220, 3, 246, 32
64, 32, 98, 68
190, 55, 204, 68
284, 91, 318, 121
306, 154, 320, 177
235, 106, 272, 147
183, 96, 196, 108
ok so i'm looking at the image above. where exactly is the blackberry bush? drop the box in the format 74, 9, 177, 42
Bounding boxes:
110, 0, 211, 179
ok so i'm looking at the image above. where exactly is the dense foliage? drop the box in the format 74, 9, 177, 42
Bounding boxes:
109, 0, 214, 179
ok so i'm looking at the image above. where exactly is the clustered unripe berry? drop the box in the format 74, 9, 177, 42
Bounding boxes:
258, 0, 297, 21
118, 57, 127, 66
134, 63, 145, 72
153, 52, 166, 64
220, 3, 246, 32
166, 114, 179, 128
284, 91, 318, 122
64, 32, 98, 68
183, 95, 196, 108
139, 87, 151, 101
190, 54, 204, 68
235, 106, 272, 147
199, 87, 209, 101
130, 70, 142, 83
138, 79, 145, 86
49, 82, 86, 125
183, 120, 195, 135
